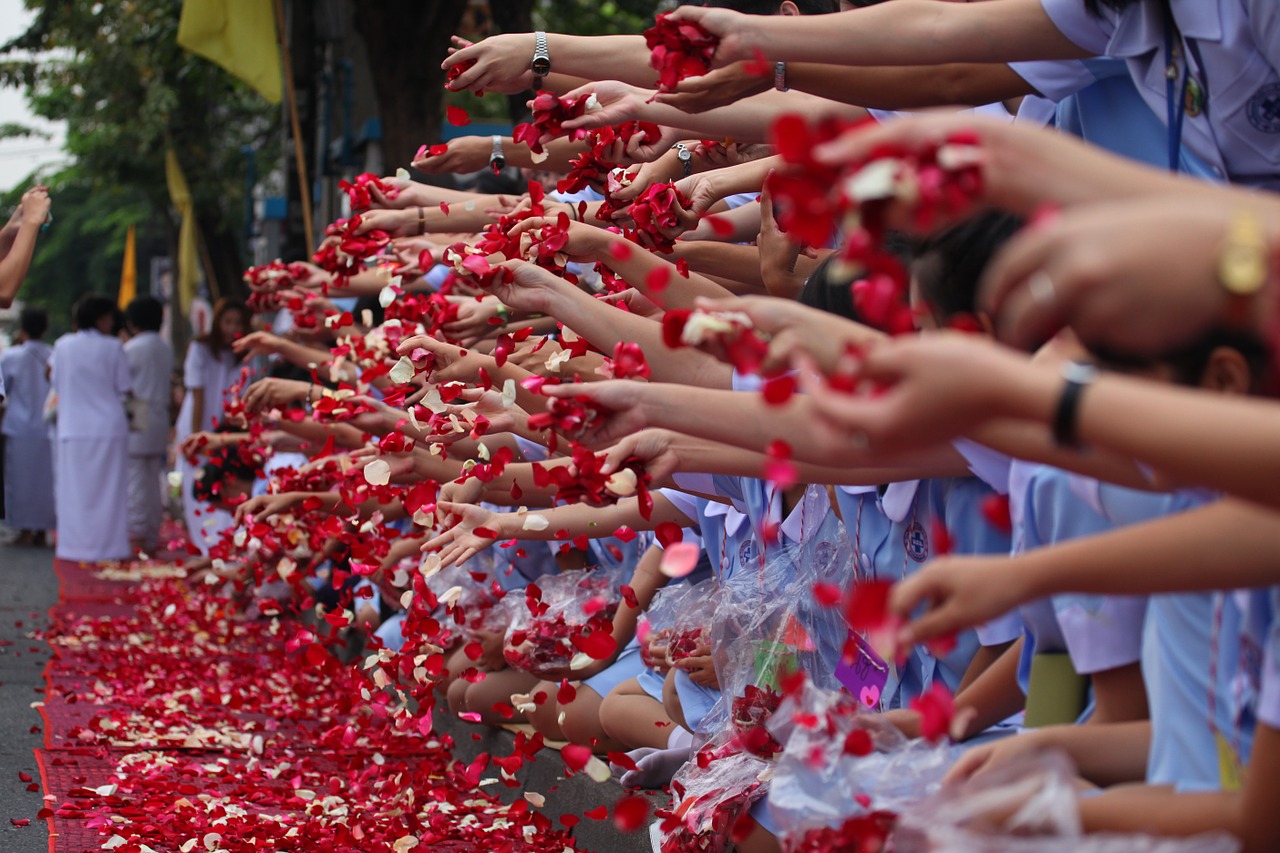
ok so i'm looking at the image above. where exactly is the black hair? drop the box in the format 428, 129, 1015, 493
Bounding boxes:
19, 306, 47, 339
125, 296, 164, 333
73, 293, 119, 333
798, 253, 861, 320
192, 444, 260, 504
909, 212, 1025, 323
690, 0, 838, 14
1092, 329, 1270, 393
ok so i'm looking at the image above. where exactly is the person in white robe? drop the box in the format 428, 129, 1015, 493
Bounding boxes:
175, 297, 249, 554
122, 297, 173, 552
49, 294, 131, 563
0, 306, 54, 544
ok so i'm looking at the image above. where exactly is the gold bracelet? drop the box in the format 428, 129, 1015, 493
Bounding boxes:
1219, 210, 1269, 327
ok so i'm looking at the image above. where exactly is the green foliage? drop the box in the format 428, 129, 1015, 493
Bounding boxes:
535, 0, 661, 35
2, 164, 156, 335
0, 0, 280, 321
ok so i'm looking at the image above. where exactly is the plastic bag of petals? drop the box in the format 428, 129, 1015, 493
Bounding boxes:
659, 726, 772, 853
667, 576, 719, 666
709, 524, 854, 757
645, 11, 720, 93
636, 578, 697, 668
765, 680, 954, 853
890, 751, 1239, 853
502, 566, 624, 679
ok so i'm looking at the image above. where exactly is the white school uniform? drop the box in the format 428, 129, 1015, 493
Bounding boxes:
1042, 0, 1280, 187
0, 340, 55, 530
49, 330, 132, 562
123, 331, 173, 546
175, 340, 243, 554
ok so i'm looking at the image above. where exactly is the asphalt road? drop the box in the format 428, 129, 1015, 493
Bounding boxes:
0, 533, 55, 853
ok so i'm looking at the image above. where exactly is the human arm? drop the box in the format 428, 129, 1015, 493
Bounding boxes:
889, 498, 1280, 646
666, 2, 1091, 68
0, 186, 49, 308
657, 60, 1034, 113
444, 33, 657, 95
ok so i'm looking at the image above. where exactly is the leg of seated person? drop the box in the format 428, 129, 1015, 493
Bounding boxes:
527, 679, 568, 741
461, 668, 541, 725
600, 678, 674, 750
663, 669, 691, 733
558, 684, 628, 753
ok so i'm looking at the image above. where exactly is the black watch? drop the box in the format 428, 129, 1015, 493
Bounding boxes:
530, 31, 551, 86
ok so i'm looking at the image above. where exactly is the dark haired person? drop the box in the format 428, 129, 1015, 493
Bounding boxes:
123, 297, 173, 552
48, 294, 131, 562
175, 297, 249, 554
0, 306, 54, 545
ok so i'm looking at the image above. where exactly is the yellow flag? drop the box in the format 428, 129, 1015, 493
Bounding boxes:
117, 224, 137, 309
177, 0, 282, 104
165, 149, 200, 314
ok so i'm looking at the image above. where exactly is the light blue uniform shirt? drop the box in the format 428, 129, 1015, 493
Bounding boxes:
1042, 0, 1280, 187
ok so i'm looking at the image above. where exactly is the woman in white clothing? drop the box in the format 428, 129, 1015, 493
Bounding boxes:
0, 306, 55, 545
48, 294, 131, 562
175, 297, 249, 553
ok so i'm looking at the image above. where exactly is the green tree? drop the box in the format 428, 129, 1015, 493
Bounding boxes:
0, 0, 279, 312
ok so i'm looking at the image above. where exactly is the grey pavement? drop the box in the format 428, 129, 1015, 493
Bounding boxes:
0, 533, 55, 853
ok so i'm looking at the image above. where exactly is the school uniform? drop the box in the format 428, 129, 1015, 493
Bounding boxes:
0, 340, 55, 530
176, 341, 243, 554
123, 331, 173, 547
49, 330, 132, 562
1042, 0, 1280, 187
1012, 57, 1220, 179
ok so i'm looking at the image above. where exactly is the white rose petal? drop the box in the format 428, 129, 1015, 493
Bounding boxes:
379, 286, 398, 308
501, 378, 517, 409
522, 513, 550, 532
395, 167, 411, 181
364, 459, 392, 486
845, 157, 903, 202
524, 791, 546, 808
584, 755, 612, 783
605, 468, 638, 497
388, 356, 416, 384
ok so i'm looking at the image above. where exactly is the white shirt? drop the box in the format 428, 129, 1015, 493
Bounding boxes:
177, 340, 243, 438
1042, 0, 1280, 186
49, 330, 131, 438
0, 340, 52, 437
123, 331, 174, 456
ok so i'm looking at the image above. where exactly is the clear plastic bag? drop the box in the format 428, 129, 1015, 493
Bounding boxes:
708, 538, 853, 757
668, 577, 719, 666
659, 726, 773, 853
891, 751, 1241, 853
641, 580, 698, 669
766, 680, 953, 852
502, 566, 622, 679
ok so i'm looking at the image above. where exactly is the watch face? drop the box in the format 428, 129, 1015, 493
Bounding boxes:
677, 148, 692, 161
490, 156, 506, 174
531, 57, 551, 75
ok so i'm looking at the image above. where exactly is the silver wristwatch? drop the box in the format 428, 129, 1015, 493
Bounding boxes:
531, 31, 551, 87
489, 136, 506, 174
673, 143, 693, 177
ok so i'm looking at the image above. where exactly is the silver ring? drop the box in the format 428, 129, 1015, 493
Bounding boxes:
1027, 271, 1056, 306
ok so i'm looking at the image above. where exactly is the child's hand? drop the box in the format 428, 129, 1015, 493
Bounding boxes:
674, 642, 719, 689
890, 555, 1036, 647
